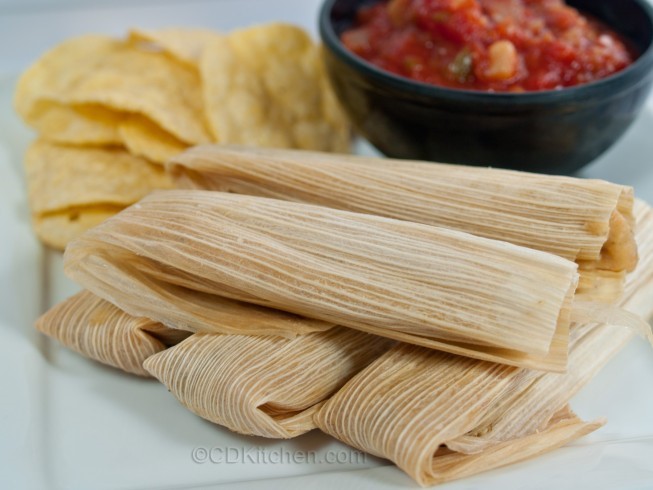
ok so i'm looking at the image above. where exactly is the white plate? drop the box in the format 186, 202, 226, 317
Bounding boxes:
1, 2, 653, 488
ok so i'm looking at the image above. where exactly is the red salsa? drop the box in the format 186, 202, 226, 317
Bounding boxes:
341, 0, 635, 91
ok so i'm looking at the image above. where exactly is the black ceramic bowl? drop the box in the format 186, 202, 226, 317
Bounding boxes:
320, 0, 653, 174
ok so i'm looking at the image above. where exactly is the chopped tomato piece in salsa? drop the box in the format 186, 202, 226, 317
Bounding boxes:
341, 0, 635, 91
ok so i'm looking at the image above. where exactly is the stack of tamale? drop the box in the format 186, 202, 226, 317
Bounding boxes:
36, 146, 653, 486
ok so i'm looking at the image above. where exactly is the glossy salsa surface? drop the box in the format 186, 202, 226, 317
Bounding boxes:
341, 0, 635, 92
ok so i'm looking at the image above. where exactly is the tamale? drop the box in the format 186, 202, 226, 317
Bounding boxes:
143, 328, 394, 438
313, 201, 653, 486
427, 407, 603, 487
60, 247, 333, 338
169, 145, 637, 299
35, 290, 190, 376
64, 190, 580, 371
446, 199, 653, 454
314, 344, 540, 485
618, 200, 653, 319
312, 339, 606, 487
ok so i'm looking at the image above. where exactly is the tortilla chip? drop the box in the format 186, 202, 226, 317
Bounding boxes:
200, 35, 264, 143
128, 27, 223, 66
24, 140, 173, 249
24, 140, 173, 214
15, 35, 211, 145
200, 23, 350, 151
21, 100, 124, 145
33, 207, 122, 251
119, 114, 188, 164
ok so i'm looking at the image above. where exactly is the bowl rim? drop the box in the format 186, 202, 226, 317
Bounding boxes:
319, 0, 653, 104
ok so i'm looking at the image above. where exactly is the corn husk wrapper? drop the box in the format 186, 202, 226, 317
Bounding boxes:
143, 327, 394, 438
169, 145, 637, 299
314, 200, 653, 486
60, 245, 333, 338
445, 199, 653, 454
63, 190, 580, 371
427, 407, 603, 487
617, 201, 653, 319
314, 343, 604, 486
35, 290, 189, 376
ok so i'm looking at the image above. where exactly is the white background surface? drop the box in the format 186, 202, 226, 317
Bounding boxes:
1, 1, 653, 489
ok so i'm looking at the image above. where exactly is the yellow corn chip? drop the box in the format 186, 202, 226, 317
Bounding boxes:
25, 140, 173, 214
200, 36, 264, 142
34, 207, 122, 253
15, 35, 211, 145
200, 23, 350, 151
25, 140, 173, 249
21, 100, 124, 145
119, 114, 188, 164
128, 27, 223, 66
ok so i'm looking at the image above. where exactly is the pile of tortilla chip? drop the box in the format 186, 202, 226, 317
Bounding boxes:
15, 25, 351, 249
